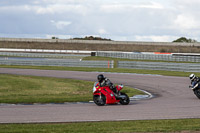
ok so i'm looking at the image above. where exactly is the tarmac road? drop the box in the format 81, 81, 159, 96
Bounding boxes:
0, 68, 199, 123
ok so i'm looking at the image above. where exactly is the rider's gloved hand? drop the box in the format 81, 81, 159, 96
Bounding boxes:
110, 85, 115, 90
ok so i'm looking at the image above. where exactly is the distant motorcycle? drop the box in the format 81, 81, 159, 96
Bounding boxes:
189, 82, 200, 99
93, 82, 130, 106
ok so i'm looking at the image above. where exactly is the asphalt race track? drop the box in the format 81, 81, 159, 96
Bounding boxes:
0, 68, 199, 123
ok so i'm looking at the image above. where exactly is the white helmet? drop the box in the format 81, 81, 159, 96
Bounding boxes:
189, 74, 196, 81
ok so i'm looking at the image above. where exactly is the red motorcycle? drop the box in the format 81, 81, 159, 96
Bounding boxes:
93, 82, 130, 106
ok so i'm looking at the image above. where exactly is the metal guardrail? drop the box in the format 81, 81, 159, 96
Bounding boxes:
0, 48, 94, 54
118, 61, 200, 72
0, 56, 198, 72
96, 52, 200, 62
0, 58, 114, 68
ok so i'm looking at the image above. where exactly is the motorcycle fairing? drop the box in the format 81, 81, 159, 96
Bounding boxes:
93, 86, 119, 104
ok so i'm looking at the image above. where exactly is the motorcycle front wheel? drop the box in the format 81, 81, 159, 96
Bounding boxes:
194, 89, 200, 99
93, 95, 106, 106
119, 92, 130, 105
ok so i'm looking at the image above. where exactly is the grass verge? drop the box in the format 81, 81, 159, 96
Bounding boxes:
1, 64, 200, 77
0, 74, 142, 104
0, 119, 200, 133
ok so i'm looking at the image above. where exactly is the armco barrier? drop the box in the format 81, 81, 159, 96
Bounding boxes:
96, 51, 200, 62
0, 58, 114, 68
0, 56, 199, 72
118, 61, 200, 72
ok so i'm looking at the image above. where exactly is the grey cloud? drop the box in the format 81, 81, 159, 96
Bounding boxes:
0, 0, 200, 41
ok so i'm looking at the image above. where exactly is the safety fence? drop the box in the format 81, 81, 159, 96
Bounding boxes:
96, 51, 200, 62
1, 49, 200, 62
0, 57, 199, 72
0, 58, 114, 68
117, 61, 200, 72
0, 48, 93, 54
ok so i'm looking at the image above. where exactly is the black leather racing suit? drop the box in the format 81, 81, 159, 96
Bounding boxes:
191, 77, 200, 89
99, 78, 117, 93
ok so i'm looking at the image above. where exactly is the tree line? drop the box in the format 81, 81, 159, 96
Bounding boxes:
52, 36, 198, 43
173, 37, 197, 43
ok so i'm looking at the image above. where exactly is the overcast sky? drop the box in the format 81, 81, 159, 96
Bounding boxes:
0, 0, 199, 42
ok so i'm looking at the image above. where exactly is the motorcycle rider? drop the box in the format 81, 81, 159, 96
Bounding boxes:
189, 74, 200, 89
97, 74, 120, 97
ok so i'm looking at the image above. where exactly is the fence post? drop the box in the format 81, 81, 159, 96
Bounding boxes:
108, 60, 114, 68
111, 60, 114, 68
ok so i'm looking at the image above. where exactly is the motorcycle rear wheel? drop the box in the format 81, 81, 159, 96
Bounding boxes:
119, 92, 130, 105
194, 89, 200, 99
93, 95, 106, 106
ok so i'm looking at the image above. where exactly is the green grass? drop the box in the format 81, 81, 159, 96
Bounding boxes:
1, 64, 199, 78
0, 74, 142, 104
0, 119, 200, 133
0, 59, 199, 133
0, 56, 200, 78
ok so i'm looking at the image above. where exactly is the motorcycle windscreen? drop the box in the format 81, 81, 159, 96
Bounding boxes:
93, 82, 99, 92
